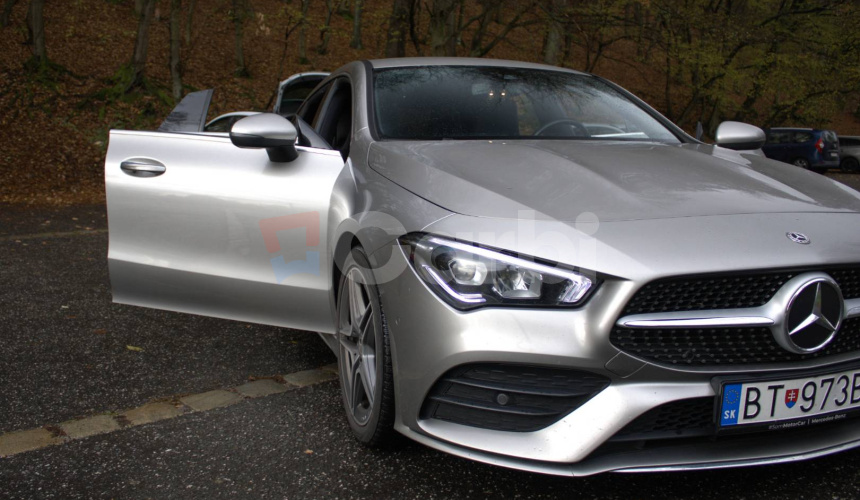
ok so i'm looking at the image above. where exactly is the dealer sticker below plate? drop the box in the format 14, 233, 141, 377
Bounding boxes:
720, 368, 860, 430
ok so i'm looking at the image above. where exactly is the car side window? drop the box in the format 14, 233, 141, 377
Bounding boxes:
204, 117, 230, 133
767, 131, 788, 144
297, 82, 333, 125
279, 79, 325, 116
314, 79, 352, 161
204, 116, 243, 133
793, 132, 813, 143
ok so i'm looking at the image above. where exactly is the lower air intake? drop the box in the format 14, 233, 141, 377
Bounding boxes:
421, 363, 610, 432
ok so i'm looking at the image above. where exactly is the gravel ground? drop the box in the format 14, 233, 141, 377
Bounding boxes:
0, 203, 334, 434
1, 381, 860, 499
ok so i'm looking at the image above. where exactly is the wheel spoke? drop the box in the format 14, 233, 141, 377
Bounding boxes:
349, 276, 365, 331
339, 337, 359, 409
350, 356, 366, 416
358, 352, 375, 408
357, 301, 372, 339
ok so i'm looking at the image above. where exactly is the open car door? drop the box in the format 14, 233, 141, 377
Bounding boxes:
105, 91, 345, 333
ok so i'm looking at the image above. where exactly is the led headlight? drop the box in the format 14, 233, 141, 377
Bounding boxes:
400, 234, 596, 310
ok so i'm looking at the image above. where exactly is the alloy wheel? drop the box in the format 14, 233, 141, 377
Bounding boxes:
337, 267, 378, 426
793, 157, 811, 169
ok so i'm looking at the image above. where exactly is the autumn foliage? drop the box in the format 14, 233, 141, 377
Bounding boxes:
0, 0, 858, 206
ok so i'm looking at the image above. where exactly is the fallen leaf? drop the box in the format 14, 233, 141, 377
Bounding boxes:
303, 449, 313, 455
126, 345, 144, 352
93, 329, 107, 335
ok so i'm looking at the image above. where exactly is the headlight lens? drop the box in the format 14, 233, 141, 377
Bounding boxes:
400, 234, 596, 310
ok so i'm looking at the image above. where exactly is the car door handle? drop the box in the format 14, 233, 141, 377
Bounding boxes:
120, 160, 166, 177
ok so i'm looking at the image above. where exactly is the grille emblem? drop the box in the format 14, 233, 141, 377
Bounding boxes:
777, 277, 843, 354
786, 232, 810, 244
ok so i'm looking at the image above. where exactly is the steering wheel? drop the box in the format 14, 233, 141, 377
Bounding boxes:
534, 119, 589, 137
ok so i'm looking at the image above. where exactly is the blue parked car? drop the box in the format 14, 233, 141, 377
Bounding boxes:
762, 127, 840, 173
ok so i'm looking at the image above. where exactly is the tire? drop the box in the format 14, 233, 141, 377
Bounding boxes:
792, 157, 811, 170
842, 157, 860, 173
335, 247, 396, 446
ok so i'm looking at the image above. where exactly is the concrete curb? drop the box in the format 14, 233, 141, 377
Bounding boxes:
0, 366, 338, 458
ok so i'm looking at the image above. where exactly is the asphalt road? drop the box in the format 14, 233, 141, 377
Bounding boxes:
3, 171, 860, 499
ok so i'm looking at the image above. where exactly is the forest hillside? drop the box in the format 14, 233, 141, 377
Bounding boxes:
1, 0, 858, 205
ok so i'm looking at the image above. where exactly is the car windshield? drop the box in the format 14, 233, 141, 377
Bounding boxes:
373, 66, 681, 143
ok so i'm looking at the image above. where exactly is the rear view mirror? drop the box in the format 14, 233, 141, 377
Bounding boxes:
230, 113, 298, 162
715, 121, 766, 151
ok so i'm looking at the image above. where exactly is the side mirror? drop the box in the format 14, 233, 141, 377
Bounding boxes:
715, 121, 766, 151
230, 113, 298, 162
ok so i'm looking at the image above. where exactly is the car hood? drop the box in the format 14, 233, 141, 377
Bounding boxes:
368, 140, 860, 222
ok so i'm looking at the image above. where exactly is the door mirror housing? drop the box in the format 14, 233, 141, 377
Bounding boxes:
715, 121, 766, 151
230, 113, 298, 162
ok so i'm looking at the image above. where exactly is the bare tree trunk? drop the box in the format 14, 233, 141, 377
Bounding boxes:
27, 0, 46, 66
134, 0, 144, 17
408, 0, 422, 55
350, 0, 363, 49
542, 0, 565, 65
429, 0, 457, 57
318, 0, 342, 55
560, 31, 573, 66
445, 0, 459, 56
468, 0, 497, 57
266, 15, 302, 110
1, 0, 18, 28
184, 0, 196, 46
170, 0, 182, 101
298, 0, 310, 63
385, 0, 410, 57
129, 0, 156, 89
232, 0, 248, 76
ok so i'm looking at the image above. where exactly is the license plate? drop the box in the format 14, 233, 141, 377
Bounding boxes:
719, 368, 860, 431
829, 152, 838, 158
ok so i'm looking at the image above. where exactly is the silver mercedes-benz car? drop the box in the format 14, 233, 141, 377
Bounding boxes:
104, 58, 860, 476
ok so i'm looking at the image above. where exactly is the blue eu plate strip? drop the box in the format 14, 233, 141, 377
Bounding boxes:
720, 384, 742, 426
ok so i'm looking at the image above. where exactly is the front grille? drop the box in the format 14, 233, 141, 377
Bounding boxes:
830, 268, 860, 300
621, 266, 860, 317
611, 398, 714, 442
611, 318, 860, 366
421, 364, 610, 432
622, 273, 795, 316
612, 266, 860, 367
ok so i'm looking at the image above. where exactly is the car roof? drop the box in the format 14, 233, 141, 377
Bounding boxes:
278, 72, 329, 87
366, 57, 586, 75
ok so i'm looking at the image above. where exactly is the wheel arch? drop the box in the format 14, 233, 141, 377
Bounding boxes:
332, 230, 362, 302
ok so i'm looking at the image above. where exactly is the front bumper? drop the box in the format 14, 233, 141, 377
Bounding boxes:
374, 218, 860, 474
399, 417, 860, 476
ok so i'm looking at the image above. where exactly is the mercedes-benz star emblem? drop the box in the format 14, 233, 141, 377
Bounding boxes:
778, 278, 843, 354
786, 232, 810, 244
